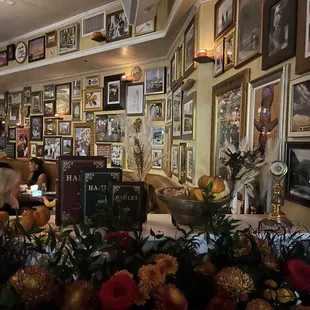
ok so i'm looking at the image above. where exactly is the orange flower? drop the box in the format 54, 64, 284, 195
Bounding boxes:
138, 265, 164, 293
155, 254, 178, 277
155, 284, 188, 310
134, 288, 150, 306
114, 270, 133, 279
195, 261, 216, 276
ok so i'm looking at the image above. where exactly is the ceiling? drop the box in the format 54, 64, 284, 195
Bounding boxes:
0, 0, 114, 42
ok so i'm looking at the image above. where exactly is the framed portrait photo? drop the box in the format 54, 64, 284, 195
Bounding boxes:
106, 10, 132, 43
58, 120, 71, 136
30, 91, 43, 114
182, 91, 196, 140
28, 36, 45, 62
224, 31, 235, 70
0, 50, 8, 67
43, 100, 55, 116
30, 115, 43, 141
72, 101, 81, 121
43, 84, 55, 100
145, 67, 166, 95
95, 114, 124, 142
73, 123, 94, 156
172, 86, 182, 139
61, 137, 73, 156
214, 0, 236, 40
58, 23, 79, 55
126, 83, 144, 116
43, 136, 61, 161
184, 16, 197, 77
83, 88, 103, 112
72, 79, 82, 98
44, 118, 57, 135
135, 18, 156, 36
152, 126, 165, 146
147, 99, 165, 121
152, 149, 163, 169
214, 39, 225, 77
186, 147, 196, 184
46, 30, 57, 48
55, 83, 71, 115
104, 73, 125, 110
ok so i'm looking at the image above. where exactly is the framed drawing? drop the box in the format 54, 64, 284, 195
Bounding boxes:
111, 145, 123, 167
214, 0, 236, 40
46, 30, 57, 48
58, 121, 71, 135
43, 136, 61, 161
16, 128, 29, 159
58, 23, 79, 55
152, 149, 163, 169
262, 0, 297, 70
135, 18, 156, 36
235, 0, 262, 68
95, 114, 124, 142
72, 79, 82, 98
106, 10, 132, 43
285, 142, 310, 207
43, 84, 55, 100
30, 144, 37, 158
163, 125, 172, 177
56, 83, 71, 115
186, 147, 196, 184
15, 41, 27, 64
214, 39, 225, 77
86, 75, 100, 88
61, 137, 73, 156
182, 91, 196, 140
44, 118, 57, 135
172, 86, 182, 139
73, 123, 94, 156
30, 92, 43, 114
224, 31, 235, 70
184, 16, 197, 78
146, 99, 165, 120
43, 100, 55, 116
126, 83, 144, 116
152, 126, 165, 146
83, 88, 103, 112
72, 101, 81, 121
104, 73, 125, 110
145, 67, 166, 95
247, 65, 289, 160
165, 92, 172, 124
171, 145, 179, 177
211, 69, 250, 176
30, 115, 43, 141
28, 36, 45, 62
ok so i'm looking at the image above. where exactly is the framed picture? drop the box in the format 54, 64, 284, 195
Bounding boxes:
83, 88, 103, 112
135, 18, 156, 36
171, 145, 179, 177
248, 65, 289, 159
172, 86, 182, 139
214, 0, 236, 40
176, 43, 184, 81
16, 128, 29, 159
182, 91, 196, 140
72, 79, 82, 98
166, 67, 171, 92
170, 53, 177, 89
145, 67, 166, 95
43, 84, 55, 100
236, 0, 262, 68
288, 75, 310, 137
96, 144, 111, 162
15, 41, 27, 64
224, 31, 235, 70
184, 16, 197, 77
46, 31, 57, 48
131, 66, 142, 82
7, 44, 15, 61
43, 136, 61, 161
104, 73, 125, 110
24, 118, 30, 127
211, 69, 250, 176
163, 125, 172, 177
214, 39, 225, 77
86, 75, 100, 88
126, 83, 144, 116
165, 93, 172, 124
30, 115, 43, 141
179, 143, 187, 184
6, 142, 15, 159
72, 101, 81, 121
58, 121, 71, 135
111, 145, 123, 167
186, 147, 196, 184
152, 149, 163, 169
30, 144, 37, 158
262, 0, 297, 70
43, 100, 55, 116
58, 23, 79, 55
85, 112, 94, 122
147, 100, 165, 120
61, 137, 73, 156
106, 10, 132, 43
44, 118, 57, 135
23, 86, 31, 105
36, 145, 44, 158
152, 126, 165, 146
285, 142, 310, 207
0, 50, 8, 67
95, 114, 124, 142
8, 104, 21, 126
28, 36, 45, 62
9, 92, 22, 105
8, 127, 16, 141
30, 92, 43, 114
73, 123, 94, 156
56, 83, 71, 115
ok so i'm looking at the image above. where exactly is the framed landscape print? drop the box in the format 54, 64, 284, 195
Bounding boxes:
152, 149, 163, 169
46, 30, 57, 48
106, 10, 132, 43
72, 79, 82, 98
145, 67, 166, 95
43, 84, 55, 100
72, 101, 81, 121
172, 86, 182, 139
58, 23, 79, 55
182, 91, 196, 140
58, 121, 71, 135
285, 142, 310, 207
56, 83, 71, 115
28, 36, 45, 62
104, 73, 125, 110
16, 128, 29, 159
236, 0, 262, 68
111, 145, 123, 167
184, 16, 197, 77
61, 137, 73, 156
214, 39, 225, 77
0, 50, 8, 67
43, 100, 55, 116
126, 83, 144, 116
224, 31, 235, 70
214, 0, 236, 40
44, 118, 57, 135
83, 88, 103, 112
262, 0, 297, 70
147, 99, 164, 120
172, 145, 179, 177
30, 115, 43, 141
95, 114, 124, 142
86, 75, 100, 88
288, 75, 310, 137
43, 136, 61, 161
186, 147, 196, 184
30, 92, 43, 114
165, 93, 172, 123
152, 126, 165, 146
73, 123, 94, 156
135, 18, 155, 36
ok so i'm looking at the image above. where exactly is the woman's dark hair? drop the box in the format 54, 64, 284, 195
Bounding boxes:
0, 162, 13, 170
30, 157, 44, 172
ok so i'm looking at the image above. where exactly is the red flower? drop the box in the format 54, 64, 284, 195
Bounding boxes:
99, 274, 137, 310
287, 259, 310, 292
105, 231, 132, 248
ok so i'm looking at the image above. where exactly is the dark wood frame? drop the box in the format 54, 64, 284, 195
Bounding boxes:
8, 127, 16, 141
73, 122, 94, 156
55, 83, 71, 115
210, 69, 250, 175
30, 115, 43, 141
125, 82, 145, 116
285, 141, 310, 207
43, 84, 55, 100
182, 91, 196, 140
106, 10, 132, 43
0, 50, 8, 67
172, 86, 182, 139
58, 23, 79, 55
7, 44, 15, 61
184, 15, 197, 78
30, 143, 37, 158
44, 118, 57, 135
61, 137, 73, 156
104, 73, 125, 110
214, 38, 225, 77
46, 30, 57, 48
72, 101, 81, 121
28, 36, 45, 63
58, 120, 72, 136
43, 136, 61, 161
30, 91, 43, 114
43, 100, 56, 116
185, 146, 195, 184
6, 142, 16, 159
262, 0, 297, 70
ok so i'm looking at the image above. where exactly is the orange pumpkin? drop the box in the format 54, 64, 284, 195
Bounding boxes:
197, 175, 225, 193
198, 175, 212, 189
0, 211, 9, 223
194, 188, 205, 201
19, 217, 35, 232
33, 206, 50, 227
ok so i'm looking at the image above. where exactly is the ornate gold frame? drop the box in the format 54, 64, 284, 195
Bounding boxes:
73, 122, 94, 156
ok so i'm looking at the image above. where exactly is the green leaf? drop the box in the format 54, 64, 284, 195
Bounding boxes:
204, 181, 213, 194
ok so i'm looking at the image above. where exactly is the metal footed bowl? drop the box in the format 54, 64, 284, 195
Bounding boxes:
156, 187, 231, 226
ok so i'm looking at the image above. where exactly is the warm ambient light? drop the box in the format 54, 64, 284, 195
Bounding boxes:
121, 75, 133, 83
16, 123, 24, 128
54, 114, 63, 120
194, 48, 214, 64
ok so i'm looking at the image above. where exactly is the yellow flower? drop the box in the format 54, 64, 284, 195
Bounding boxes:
263, 289, 276, 301
277, 288, 295, 303
138, 265, 164, 293
114, 270, 133, 279
155, 254, 178, 277
155, 284, 188, 310
265, 279, 278, 288
134, 288, 150, 306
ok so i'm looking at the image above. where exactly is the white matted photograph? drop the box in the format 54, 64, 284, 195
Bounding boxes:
147, 100, 165, 120
111, 145, 123, 167
152, 126, 165, 146
44, 136, 61, 161
108, 81, 120, 105
126, 83, 144, 116
145, 67, 166, 95
152, 149, 163, 169
72, 79, 82, 97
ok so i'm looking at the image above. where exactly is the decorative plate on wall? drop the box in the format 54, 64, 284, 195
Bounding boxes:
15, 41, 27, 64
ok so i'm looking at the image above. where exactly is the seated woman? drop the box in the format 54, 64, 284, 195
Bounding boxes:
27, 157, 47, 190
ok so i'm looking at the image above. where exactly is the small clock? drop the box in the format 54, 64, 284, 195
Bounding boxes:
270, 161, 288, 177
15, 41, 27, 64
131, 66, 142, 81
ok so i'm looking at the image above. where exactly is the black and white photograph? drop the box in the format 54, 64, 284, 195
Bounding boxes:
286, 142, 310, 207
166, 93, 172, 123
30, 116, 43, 141
182, 92, 196, 140
23, 86, 31, 105
184, 17, 196, 77
30, 91, 43, 114
8, 127, 16, 141
72, 101, 81, 121
56, 83, 71, 115
179, 143, 187, 184
152, 126, 165, 146
72, 79, 82, 98
147, 100, 165, 121
85, 112, 94, 122
86, 75, 100, 88
44, 118, 57, 135
58, 23, 79, 55
106, 10, 132, 43
104, 74, 125, 110
43, 100, 55, 116
95, 114, 124, 142
111, 145, 123, 167
30, 144, 37, 158
172, 87, 182, 139
135, 18, 155, 36
43, 137, 61, 161
61, 137, 73, 156
225, 32, 235, 70
126, 83, 144, 116
214, 0, 235, 40
58, 121, 71, 135
108, 81, 120, 104
186, 147, 195, 184
152, 149, 163, 169
145, 67, 166, 95
43, 84, 55, 100
9, 92, 22, 105
214, 39, 224, 77
172, 145, 179, 177
176, 44, 183, 81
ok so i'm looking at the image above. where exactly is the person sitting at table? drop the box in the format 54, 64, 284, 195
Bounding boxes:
27, 157, 47, 190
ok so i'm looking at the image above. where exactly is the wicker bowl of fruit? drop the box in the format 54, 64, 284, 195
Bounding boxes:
156, 176, 230, 226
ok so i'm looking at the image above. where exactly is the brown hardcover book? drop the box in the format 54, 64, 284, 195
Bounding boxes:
56, 156, 106, 225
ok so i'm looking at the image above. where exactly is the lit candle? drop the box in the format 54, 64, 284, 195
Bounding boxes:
121, 74, 127, 82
